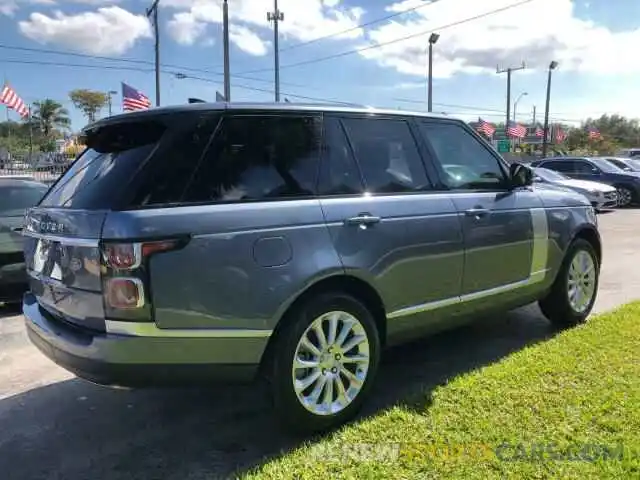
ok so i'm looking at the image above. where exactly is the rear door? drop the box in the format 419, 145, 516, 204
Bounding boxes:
416, 119, 546, 311
22, 118, 170, 331
318, 114, 465, 338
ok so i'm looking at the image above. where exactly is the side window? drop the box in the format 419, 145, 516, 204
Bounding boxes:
130, 114, 220, 207
574, 160, 598, 174
183, 115, 322, 203
543, 160, 573, 173
341, 117, 430, 194
418, 121, 507, 190
317, 118, 364, 196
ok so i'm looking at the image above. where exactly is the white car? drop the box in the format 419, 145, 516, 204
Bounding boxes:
533, 167, 618, 210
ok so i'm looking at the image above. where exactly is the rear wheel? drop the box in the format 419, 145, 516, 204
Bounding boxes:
539, 238, 599, 327
268, 292, 381, 434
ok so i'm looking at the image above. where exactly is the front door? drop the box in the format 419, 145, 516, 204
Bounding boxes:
416, 120, 547, 311
318, 115, 465, 339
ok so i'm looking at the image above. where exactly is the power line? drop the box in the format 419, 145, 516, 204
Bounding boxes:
235, 0, 536, 75
281, 0, 443, 52
0, 43, 309, 89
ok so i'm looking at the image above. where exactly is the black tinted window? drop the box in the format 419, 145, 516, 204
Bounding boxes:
0, 184, 49, 215
318, 118, 364, 195
341, 117, 429, 193
129, 114, 220, 207
574, 160, 599, 174
543, 160, 574, 173
419, 122, 506, 189
183, 115, 321, 203
40, 120, 165, 209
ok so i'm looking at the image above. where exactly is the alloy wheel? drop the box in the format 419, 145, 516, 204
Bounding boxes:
291, 310, 371, 416
567, 250, 596, 314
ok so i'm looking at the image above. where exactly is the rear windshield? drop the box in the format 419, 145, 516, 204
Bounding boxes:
0, 183, 49, 216
39, 120, 166, 209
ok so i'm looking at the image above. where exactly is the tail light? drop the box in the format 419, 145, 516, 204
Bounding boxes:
101, 239, 186, 321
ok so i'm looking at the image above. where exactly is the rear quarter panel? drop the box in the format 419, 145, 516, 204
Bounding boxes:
102, 199, 343, 331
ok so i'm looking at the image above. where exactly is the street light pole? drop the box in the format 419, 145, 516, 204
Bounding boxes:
542, 61, 559, 158
107, 90, 117, 116
513, 92, 528, 121
223, 0, 231, 101
427, 33, 439, 113
146, 0, 160, 107
497, 61, 526, 146
268, 0, 284, 102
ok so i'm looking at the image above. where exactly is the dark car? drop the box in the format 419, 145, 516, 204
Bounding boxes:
530, 156, 640, 207
0, 177, 49, 302
22, 103, 602, 433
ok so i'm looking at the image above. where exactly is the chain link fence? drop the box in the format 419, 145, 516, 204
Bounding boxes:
0, 151, 76, 185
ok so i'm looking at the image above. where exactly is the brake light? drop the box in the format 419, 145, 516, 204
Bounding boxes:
101, 238, 186, 318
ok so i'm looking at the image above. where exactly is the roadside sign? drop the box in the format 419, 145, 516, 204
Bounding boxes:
497, 140, 510, 153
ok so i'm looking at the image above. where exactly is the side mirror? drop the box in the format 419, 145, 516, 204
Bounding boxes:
591, 168, 601, 175
509, 162, 533, 188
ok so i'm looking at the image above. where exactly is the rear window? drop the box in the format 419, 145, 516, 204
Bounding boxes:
0, 184, 49, 216
39, 120, 166, 209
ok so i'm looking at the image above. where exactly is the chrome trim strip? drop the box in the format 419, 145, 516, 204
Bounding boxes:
22, 231, 100, 248
105, 320, 273, 338
387, 207, 550, 320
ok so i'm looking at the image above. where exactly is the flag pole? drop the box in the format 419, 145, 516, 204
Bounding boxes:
28, 104, 33, 156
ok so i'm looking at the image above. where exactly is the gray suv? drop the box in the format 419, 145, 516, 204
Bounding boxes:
22, 103, 601, 433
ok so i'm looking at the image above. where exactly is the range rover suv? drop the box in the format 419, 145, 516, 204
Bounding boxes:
22, 103, 602, 433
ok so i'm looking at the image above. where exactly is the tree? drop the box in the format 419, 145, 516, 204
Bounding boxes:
31, 99, 71, 138
69, 89, 107, 124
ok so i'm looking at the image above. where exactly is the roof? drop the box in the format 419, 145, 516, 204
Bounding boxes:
0, 177, 48, 188
86, 101, 453, 130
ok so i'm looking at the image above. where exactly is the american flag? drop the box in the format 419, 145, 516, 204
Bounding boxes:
534, 125, 544, 137
476, 118, 496, 137
506, 121, 526, 138
0, 84, 29, 118
555, 125, 567, 143
587, 126, 601, 140
122, 82, 151, 111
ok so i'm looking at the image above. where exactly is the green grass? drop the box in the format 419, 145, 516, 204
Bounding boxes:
243, 302, 640, 479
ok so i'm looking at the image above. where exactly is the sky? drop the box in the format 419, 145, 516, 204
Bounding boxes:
1, 0, 640, 131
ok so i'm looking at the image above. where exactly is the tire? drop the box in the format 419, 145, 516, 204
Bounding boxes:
615, 185, 634, 207
539, 238, 600, 328
267, 292, 381, 434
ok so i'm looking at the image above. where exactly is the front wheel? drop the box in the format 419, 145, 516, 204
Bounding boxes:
539, 238, 600, 328
267, 292, 381, 434
616, 186, 634, 207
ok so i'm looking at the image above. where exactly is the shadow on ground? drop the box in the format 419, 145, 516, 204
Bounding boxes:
0, 304, 559, 480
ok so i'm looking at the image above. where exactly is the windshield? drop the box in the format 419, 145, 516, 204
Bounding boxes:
590, 158, 625, 173
534, 167, 569, 182
628, 159, 640, 169
0, 184, 49, 216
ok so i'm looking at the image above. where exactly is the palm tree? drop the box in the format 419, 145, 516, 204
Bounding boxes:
31, 99, 71, 138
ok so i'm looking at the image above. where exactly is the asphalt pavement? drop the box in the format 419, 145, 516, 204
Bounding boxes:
0, 209, 638, 480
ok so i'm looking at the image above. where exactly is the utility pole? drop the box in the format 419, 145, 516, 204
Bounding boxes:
267, 0, 284, 102
107, 90, 117, 116
532, 105, 536, 125
146, 0, 160, 106
496, 62, 525, 150
223, 0, 231, 101
542, 61, 559, 158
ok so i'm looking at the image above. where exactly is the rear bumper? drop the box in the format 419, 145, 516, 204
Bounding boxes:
23, 292, 270, 387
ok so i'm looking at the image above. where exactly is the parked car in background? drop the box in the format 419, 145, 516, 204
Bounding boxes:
0, 178, 49, 303
596, 156, 640, 172
615, 148, 640, 158
532, 167, 618, 210
530, 156, 640, 207
22, 103, 602, 433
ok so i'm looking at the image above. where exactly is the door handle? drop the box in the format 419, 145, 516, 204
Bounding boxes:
344, 214, 381, 227
464, 208, 490, 218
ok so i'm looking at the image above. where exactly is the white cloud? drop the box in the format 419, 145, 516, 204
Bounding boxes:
0, 0, 18, 16
359, 0, 640, 78
18, 6, 152, 55
229, 24, 269, 56
1, 0, 119, 16
167, 11, 208, 45
165, 0, 364, 53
